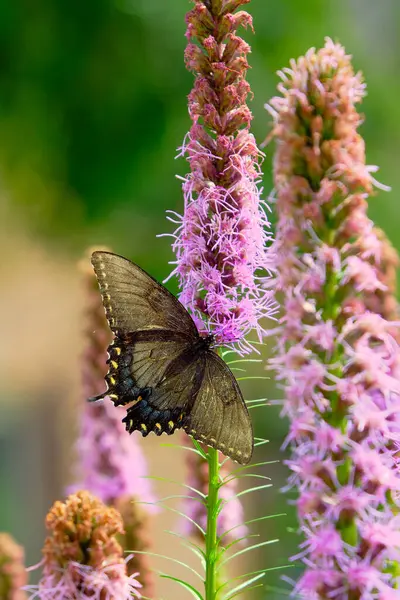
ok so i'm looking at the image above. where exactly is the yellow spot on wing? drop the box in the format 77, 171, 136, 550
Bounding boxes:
141, 423, 147, 432
110, 360, 118, 369
109, 376, 116, 385
168, 421, 174, 429
114, 347, 121, 356
155, 423, 162, 430
109, 394, 119, 400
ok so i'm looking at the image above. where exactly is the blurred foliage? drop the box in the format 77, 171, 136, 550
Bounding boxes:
0, 0, 399, 598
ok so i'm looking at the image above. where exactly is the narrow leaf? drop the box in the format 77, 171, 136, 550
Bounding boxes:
229, 460, 279, 475
223, 573, 265, 599
245, 398, 269, 404
223, 583, 264, 599
143, 476, 206, 498
221, 473, 271, 486
227, 483, 272, 500
130, 550, 203, 581
219, 539, 279, 568
160, 442, 204, 456
164, 530, 206, 563
137, 502, 205, 535
219, 513, 286, 542
226, 359, 263, 365
160, 575, 204, 600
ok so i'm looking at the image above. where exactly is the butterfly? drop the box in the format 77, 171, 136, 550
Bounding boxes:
89, 251, 254, 465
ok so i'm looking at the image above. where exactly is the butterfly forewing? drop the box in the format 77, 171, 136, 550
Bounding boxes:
90, 251, 254, 464
184, 352, 254, 465
91, 251, 198, 339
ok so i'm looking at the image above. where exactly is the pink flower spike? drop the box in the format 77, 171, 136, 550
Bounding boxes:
269, 38, 400, 596
165, 0, 276, 353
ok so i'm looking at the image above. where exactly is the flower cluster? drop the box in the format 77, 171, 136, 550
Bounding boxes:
0, 533, 27, 600
182, 444, 247, 545
166, 0, 275, 353
268, 38, 400, 597
31, 491, 141, 599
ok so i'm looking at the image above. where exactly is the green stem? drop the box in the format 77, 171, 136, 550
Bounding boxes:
205, 447, 220, 600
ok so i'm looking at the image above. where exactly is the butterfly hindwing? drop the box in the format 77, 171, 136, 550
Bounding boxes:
91, 251, 198, 339
183, 351, 253, 465
121, 347, 205, 437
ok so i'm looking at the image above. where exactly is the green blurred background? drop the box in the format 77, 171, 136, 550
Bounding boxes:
0, 0, 399, 598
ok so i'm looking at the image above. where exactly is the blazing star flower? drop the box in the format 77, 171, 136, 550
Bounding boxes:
0, 533, 27, 600
28, 491, 141, 600
164, 0, 276, 355
72, 250, 155, 507
268, 38, 400, 597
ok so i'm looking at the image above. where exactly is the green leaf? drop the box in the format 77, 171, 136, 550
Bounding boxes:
164, 530, 206, 562
220, 533, 259, 554
152, 494, 205, 504
219, 513, 286, 542
229, 460, 279, 475
160, 575, 204, 600
226, 358, 263, 366
248, 403, 269, 411
219, 539, 279, 568
254, 438, 270, 447
221, 473, 271, 486
245, 397, 269, 404
142, 475, 206, 498
222, 573, 266, 599
223, 583, 265, 599
160, 442, 204, 457
192, 438, 208, 459
229, 483, 272, 500
137, 502, 205, 536
130, 550, 203, 581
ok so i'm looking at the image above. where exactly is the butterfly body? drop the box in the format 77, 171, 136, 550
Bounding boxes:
89, 251, 254, 464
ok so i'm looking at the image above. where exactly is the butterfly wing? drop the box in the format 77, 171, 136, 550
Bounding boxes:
91, 251, 198, 339
90, 251, 203, 434
183, 351, 253, 465
120, 344, 205, 437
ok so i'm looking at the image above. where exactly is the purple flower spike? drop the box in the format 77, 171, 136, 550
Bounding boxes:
164, 0, 276, 354
269, 38, 400, 597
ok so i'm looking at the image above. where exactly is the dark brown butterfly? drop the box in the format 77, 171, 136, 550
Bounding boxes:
89, 251, 253, 464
